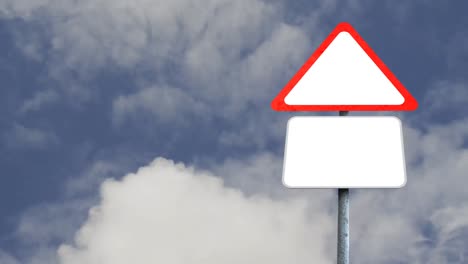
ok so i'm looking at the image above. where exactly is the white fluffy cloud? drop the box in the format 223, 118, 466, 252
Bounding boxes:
57, 158, 333, 264
4, 114, 468, 263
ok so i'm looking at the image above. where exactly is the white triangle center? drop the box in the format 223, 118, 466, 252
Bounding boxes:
284, 32, 405, 105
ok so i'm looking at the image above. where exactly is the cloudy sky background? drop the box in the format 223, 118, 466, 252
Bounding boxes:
0, 0, 468, 263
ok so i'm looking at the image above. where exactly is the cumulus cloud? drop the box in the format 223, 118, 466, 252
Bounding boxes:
57, 157, 333, 264
30, 119, 465, 264
3, 114, 468, 263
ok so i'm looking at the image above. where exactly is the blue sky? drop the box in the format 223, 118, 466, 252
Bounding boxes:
1, 0, 468, 263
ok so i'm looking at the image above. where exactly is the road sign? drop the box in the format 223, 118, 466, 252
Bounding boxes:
282, 116, 406, 188
271, 22, 418, 111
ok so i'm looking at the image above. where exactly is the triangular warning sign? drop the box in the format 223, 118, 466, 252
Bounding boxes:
271, 22, 418, 111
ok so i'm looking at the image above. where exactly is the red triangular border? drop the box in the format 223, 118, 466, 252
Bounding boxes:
271, 22, 418, 112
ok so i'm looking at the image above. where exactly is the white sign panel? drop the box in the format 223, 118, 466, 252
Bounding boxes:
284, 32, 405, 106
282, 116, 406, 188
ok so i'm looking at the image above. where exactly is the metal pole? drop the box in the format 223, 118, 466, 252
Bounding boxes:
337, 111, 349, 264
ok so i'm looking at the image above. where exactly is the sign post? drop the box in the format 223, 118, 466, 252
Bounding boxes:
337, 111, 349, 264
271, 22, 418, 263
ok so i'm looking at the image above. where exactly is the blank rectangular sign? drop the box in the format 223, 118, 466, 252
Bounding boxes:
283, 116, 406, 188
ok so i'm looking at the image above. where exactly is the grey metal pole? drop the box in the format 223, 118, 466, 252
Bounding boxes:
337, 111, 349, 264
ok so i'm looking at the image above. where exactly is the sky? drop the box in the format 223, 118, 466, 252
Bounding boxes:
0, 0, 468, 263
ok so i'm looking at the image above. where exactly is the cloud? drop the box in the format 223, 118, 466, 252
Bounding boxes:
47, 118, 468, 263
207, 152, 332, 203
104, 4, 310, 127
19, 89, 59, 114
0, 155, 139, 264
0, 0, 53, 19
3, 113, 468, 263
0, 251, 20, 264
16, 200, 91, 246
346, 118, 468, 263
426, 206, 468, 263
422, 81, 468, 120
112, 85, 209, 126
3, 123, 59, 149
57, 157, 333, 264
0, 0, 312, 124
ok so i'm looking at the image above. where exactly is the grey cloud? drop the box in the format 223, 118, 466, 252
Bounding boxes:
112, 85, 209, 126
2, 158, 127, 264
19, 89, 59, 114
423, 81, 468, 117
347, 117, 468, 263
426, 206, 468, 263
0, 0, 54, 19
0, 251, 20, 264
3, 123, 59, 149
1, 0, 312, 123
210, 152, 285, 196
